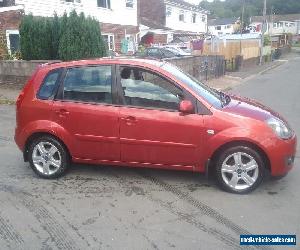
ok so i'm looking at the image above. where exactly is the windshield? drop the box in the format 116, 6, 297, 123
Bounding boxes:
161, 63, 223, 108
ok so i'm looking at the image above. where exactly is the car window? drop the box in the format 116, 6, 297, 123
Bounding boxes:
37, 69, 62, 99
161, 49, 176, 58
147, 48, 160, 58
119, 67, 183, 110
62, 66, 112, 104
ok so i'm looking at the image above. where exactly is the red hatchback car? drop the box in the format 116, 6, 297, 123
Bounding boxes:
15, 59, 297, 193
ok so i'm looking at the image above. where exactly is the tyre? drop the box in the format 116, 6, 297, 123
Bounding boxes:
215, 146, 265, 194
28, 136, 69, 179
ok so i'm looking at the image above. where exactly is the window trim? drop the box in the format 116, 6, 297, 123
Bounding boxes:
115, 64, 200, 113
97, 0, 111, 9
55, 64, 118, 106
125, 0, 134, 8
6, 29, 19, 54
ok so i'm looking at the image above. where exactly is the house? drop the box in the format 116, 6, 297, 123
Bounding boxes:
0, 0, 139, 54
250, 14, 300, 47
138, 0, 208, 45
208, 18, 240, 36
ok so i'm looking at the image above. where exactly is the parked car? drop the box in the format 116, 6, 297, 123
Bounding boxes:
163, 46, 191, 56
15, 58, 297, 194
134, 47, 180, 59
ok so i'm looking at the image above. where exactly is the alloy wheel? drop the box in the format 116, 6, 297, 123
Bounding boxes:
221, 152, 259, 191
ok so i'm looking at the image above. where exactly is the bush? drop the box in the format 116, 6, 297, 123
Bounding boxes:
19, 11, 106, 61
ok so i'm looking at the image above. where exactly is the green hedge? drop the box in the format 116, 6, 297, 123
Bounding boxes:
19, 11, 106, 61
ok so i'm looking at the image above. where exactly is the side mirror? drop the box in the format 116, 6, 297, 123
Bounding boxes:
179, 100, 194, 114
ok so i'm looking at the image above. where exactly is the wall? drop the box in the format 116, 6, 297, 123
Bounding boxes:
167, 55, 225, 81
15, 0, 138, 26
139, 0, 165, 27
0, 60, 60, 85
165, 4, 207, 33
0, 56, 225, 86
209, 24, 234, 36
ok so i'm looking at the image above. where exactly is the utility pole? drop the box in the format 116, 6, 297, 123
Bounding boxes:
259, 0, 267, 65
240, 0, 245, 55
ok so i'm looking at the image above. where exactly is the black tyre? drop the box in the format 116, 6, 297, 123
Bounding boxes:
215, 145, 265, 194
28, 135, 69, 179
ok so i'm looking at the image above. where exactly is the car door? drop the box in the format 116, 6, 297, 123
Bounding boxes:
52, 64, 120, 161
117, 65, 205, 168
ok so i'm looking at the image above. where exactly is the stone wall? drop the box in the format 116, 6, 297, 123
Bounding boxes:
0, 60, 60, 85
0, 56, 225, 86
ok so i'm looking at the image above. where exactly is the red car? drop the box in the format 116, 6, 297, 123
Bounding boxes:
15, 59, 297, 194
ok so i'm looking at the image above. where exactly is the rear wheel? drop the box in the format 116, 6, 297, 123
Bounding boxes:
28, 136, 69, 179
215, 146, 265, 194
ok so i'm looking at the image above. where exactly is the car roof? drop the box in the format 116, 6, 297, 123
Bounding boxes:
40, 58, 166, 71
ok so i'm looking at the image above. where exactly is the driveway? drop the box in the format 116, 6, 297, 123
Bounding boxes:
0, 53, 299, 249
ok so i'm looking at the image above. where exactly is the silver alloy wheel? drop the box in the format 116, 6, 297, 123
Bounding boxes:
32, 142, 62, 176
221, 152, 259, 191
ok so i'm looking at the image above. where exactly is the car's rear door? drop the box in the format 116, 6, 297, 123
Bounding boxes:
117, 65, 205, 169
52, 64, 120, 161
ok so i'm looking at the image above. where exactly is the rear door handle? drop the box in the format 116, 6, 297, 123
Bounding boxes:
121, 116, 137, 124
55, 109, 70, 117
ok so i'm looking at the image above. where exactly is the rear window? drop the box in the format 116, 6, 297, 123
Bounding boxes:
37, 69, 62, 99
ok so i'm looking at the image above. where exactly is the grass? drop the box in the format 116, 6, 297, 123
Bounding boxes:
0, 98, 15, 105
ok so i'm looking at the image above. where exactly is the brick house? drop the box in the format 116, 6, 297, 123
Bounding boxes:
138, 0, 207, 45
0, 0, 139, 54
0, 5, 23, 58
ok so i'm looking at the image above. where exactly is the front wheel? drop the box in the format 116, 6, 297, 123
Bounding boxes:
28, 136, 69, 179
215, 146, 265, 194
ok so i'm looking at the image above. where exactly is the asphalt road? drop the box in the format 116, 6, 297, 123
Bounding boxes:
0, 53, 299, 250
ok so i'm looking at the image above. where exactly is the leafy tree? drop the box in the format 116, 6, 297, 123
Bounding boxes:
19, 11, 106, 60
200, 0, 300, 24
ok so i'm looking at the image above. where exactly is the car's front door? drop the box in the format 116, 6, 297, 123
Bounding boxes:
117, 66, 205, 168
53, 64, 120, 161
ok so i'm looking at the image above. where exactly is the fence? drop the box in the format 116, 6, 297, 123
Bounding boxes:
193, 39, 261, 60
167, 55, 225, 81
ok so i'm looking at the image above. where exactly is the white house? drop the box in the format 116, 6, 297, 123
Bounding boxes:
138, 0, 207, 45
164, 0, 207, 33
208, 18, 240, 36
2, 0, 139, 52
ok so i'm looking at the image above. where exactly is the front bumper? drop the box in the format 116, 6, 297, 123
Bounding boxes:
264, 134, 297, 176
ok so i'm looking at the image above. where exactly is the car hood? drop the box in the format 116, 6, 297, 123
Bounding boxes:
221, 94, 286, 122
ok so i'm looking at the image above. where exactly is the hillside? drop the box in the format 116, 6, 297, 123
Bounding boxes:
199, 0, 300, 24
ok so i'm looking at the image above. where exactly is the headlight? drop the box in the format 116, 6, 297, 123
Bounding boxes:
266, 117, 293, 140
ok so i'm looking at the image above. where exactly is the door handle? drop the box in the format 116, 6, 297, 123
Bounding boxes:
121, 116, 137, 124
55, 109, 70, 117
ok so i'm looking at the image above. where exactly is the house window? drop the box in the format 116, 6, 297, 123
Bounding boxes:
216, 26, 221, 30
202, 15, 206, 22
192, 13, 196, 23
273, 23, 278, 28
179, 10, 185, 22
226, 25, 231, 29
97, 0, 111, 8
166, 7, 172, 17
126, 0, 133, 8
102, 34, 115, 51
6, 30, 20, 54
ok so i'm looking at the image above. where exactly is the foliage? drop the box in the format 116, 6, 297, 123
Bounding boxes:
200, 0, 300, 26
19, 11, 106, 61
263, 35, 271, 46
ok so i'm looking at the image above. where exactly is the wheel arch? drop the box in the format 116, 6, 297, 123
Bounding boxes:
23, 132, 71, 162
209, 140, 271, 172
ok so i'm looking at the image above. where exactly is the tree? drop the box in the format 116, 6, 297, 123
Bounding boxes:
19, 11, 106, 60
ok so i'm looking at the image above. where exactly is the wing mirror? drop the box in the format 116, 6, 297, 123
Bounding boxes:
179, 100, 194, 114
